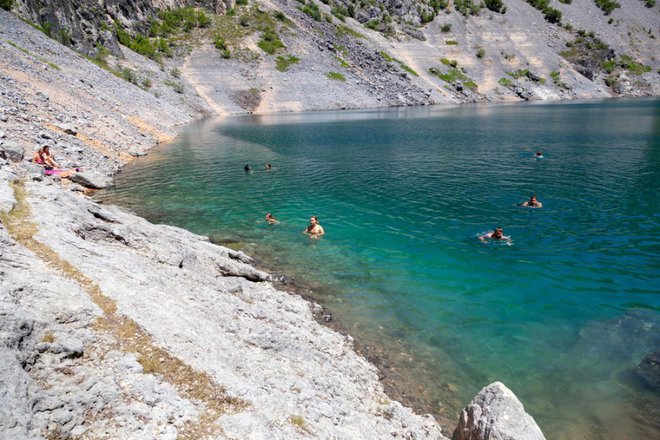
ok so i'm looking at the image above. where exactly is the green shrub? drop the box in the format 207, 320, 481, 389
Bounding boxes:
507, 69, 529, 79
326, 71, 346, 81
455, 0, 481, 16
475, 47, 486, 58
419, 8, 436, 24
440, 57, 458, 67
164, 79, 184, 93
485, 0, 507, 13
365, 19, 379, 30
236, 0, 248, 5
0, 0, 14, 11
594, 0, 620, 14
445, 39, 458, 45
257, 28, 285, 54
336, 24, 365, 38
644, 0, 655, 7
619, 55, 652, 75
142, 78, 152, 89
558, 0, 572, 3
299, 1, 322, 21
276, 54, 300, 71
57, 28, 73, 46
170, 68, 181, 78
430, 0, 449, 12
440, 23, 452, 32
429, 66, 478, 91
498, 77, 513, 87
120, 67, 138, 84
602, 59, 617, 73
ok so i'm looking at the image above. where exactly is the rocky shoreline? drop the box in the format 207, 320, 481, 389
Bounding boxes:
0, 7, 555, 439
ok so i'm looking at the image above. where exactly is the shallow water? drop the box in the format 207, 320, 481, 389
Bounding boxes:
98, 99, 660, 439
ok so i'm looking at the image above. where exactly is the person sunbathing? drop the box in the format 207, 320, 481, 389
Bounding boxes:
33, 146, 78, 178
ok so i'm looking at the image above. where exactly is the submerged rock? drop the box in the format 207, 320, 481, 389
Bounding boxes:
452, 382, 546, 440
635, 351, 660, 394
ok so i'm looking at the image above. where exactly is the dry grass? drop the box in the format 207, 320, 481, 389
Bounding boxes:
42, 331, 55, 343
1, 180, 246, 438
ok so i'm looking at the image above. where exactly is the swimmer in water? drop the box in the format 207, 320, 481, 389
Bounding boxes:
303, 215, 325, 239
265, 163, 272, 170
479, 226, 511, 242
535, 151, 544, 159
244, 164, 252, 172
519, 194, 543, 208
265, 213, 277, 224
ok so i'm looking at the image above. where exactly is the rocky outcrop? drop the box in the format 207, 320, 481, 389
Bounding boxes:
452, 382, 546, 440
69, 171, 114, 189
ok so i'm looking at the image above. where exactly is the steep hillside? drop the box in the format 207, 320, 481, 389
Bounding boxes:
2, 0, 657, 112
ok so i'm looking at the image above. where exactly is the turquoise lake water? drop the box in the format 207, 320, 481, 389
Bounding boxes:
98, 99, 660, 439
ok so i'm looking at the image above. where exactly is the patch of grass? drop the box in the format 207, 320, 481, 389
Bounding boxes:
594, 0, 620, 14
336, 24, 365, 39
440, 57, 458, 67
380, 51, 418, 76
257, 28, 285, 54
170, 67, 181, 78
498, 77, 513, 87
401, 63, 419, 76
380, 51, 394, 62
326, 71, 346, 81
299, 0, 322, 21
507, 68, 529, 79
290, 415, 305, 428
276, 54, 300, 71
619, 55, 652, 75
365, 19, 380, 30
6, 40, 61, 70
550, 70, 571, 90
428, 66, 478, 91
164, 79, 184, 93
445, 39, 458, 45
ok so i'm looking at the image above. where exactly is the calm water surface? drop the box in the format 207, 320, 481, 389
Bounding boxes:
99, 99, 660, 439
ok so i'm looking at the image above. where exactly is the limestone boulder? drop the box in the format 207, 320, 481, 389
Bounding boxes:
452, 382, 546, 440
0, 140, 24, 162
69, 171, 114, 189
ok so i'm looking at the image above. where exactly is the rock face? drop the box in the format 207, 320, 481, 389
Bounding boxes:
69, 171, 114, 189
452, 382, 546, 440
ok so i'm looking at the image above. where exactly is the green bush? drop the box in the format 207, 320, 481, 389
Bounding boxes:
440, 57, 458, 67
365, 19, 379, 30
498, 77, 513, 87
440, 23, 452, 32
455, 0, 481, 16
507, 68, 529, 79
0, 0, 14, 11
326, 71, 346, 81
619, 55, 652, 75
445, 40, 458, 45
257, 28, 285, 54
485, 0, 506, 13
57, 28, 73, 46
236, 0, 248, 5
170, 68, 181, 78
299, 1, 322, 21
276, 54, 300, 71
476, 47, 486, 58
164, 79, 184, 93
602, 59, 617, 73
594, 0, 620, 14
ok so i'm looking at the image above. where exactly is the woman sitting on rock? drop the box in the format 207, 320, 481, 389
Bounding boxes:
33, 145, 78, 178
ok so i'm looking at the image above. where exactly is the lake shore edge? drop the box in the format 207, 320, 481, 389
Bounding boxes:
0, 10, 546, 439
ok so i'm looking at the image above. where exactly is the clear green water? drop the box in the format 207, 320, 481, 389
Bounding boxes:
98, 99, 660, 439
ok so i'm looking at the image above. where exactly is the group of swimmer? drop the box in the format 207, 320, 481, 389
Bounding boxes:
245, 163, 272, 172
264, 213, 325, 239
479, 152, 544, 243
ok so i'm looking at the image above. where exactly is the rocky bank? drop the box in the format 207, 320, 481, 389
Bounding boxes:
1, 1, 637, 437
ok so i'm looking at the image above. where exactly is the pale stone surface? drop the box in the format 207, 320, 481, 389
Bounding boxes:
69, 171, 114, 189
452, 382, 546, 440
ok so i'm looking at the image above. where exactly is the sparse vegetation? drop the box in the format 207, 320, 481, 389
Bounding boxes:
619, 55, 652, 75
498, 77, 513, 87
290, 415, 306, 428
0, 0, 14, 11
428, 66, 478, 91
164, 79, 184, 93
446, 39, 458, 45
326, 71, 346, 81
257, 28, 285, 54
170, 68, 181, 78
485, 0, 507, 13
276, 54, 300, 71
455, 0, 482, 16
440, 23, 452, 33
550, 70, 570, 90
380, 52, 419, 76
594, 0, 620, 14
476, 46, 486, 58
525, 0, 562, 24
336, 24, 365, 39
507, 68, 530, 79
299, 0, 322, 21
6, 41, 61, 70
440, 57, 458, 67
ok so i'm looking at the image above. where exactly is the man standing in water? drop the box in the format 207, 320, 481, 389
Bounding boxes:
303, 216, 325, 238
